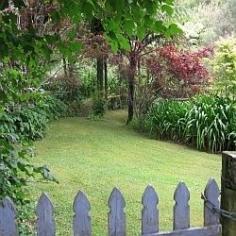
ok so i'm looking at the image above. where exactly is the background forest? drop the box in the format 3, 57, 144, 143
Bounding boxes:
0, 0, 236, 234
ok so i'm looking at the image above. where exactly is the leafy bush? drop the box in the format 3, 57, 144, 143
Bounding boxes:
79, 64, 97, 99
146, 45, 212, 98
47, 73, 81, 102
92, 98, 106, 118
3, 95, 66, 141
141, 96, 236, 153
46, 72, 82, 116
107, 95, 123, 110
211, 37, 236, 100
0, 94, 64, 203
0, 131, 56, 202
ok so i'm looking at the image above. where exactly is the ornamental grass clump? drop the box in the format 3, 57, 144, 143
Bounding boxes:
146, 99, 190, 141
183, 96, 236, 152
145, 96, 236, 153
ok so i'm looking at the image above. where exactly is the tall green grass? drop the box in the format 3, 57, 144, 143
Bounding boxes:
146, 100, 190, 141
144, 96, 236, 153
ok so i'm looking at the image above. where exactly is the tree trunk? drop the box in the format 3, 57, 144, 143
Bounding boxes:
127, 54, 136, 124
63, 57, 68, 77
118, 59, 123, 109
104, 58, 108, 100
97, 56, 104, 98
127, 78, 135, 124
68, 61, 74, 78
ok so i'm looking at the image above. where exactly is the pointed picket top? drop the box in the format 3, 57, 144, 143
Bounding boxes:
204, 178, 220, 226
142, 185, 159, 206
141, 185, 159, 235
174, 182, 190, 203
37, 193, 54, 211
73, 191, 91, 212
36, 193, 55, 236
0, 197, 18, 236
73, 191, 91, 236
108, 187, 126, 236
0, 197, 17, 215
173, 182, 190, 230
204, 178, 220, 200
108, 187, 126, 209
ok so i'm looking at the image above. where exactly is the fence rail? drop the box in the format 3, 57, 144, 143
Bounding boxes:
0, 178, 221, 236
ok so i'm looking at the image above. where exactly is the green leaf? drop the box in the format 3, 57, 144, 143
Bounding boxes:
144, 15, 154, 29
123, 19, 135, 36
153, 20, 167, 33
166, 23, 183, 37
105, 19, 120, 33
58, 40, 82, 58
116, 34, 130, 50
145, 1, 158, 15
162, 4, 174, 16
107, 0, 124, 11
137, 25, 146, 39
105, 34, 119, 52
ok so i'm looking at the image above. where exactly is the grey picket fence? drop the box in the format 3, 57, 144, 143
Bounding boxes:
0, 178, 221, 236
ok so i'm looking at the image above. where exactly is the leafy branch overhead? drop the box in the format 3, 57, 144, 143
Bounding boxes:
55, 0, 182, 52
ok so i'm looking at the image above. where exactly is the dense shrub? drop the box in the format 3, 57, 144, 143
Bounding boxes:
142, 96, 236, 153
0, 94, 64, 203
107, 95, 125, 110
211, 37, 236, 100
92, 98, 106, 118
146, 45, 212, 99
3, 95, 66, 141
46, 73, 82, 116
79, 64, 96, 98
48, 74, 81, 103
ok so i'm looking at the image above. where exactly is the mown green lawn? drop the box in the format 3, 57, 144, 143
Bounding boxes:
30, 110, 221, 236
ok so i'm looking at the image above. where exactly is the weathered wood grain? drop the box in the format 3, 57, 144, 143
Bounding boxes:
36, 193, 55, 236
173, 182, 190, 230
204, 178, 220, 226
0, 197, 18, 236
108, 188, 126, 236
143, 224, 221, 236
142, 185, 159, 235
73, 191, 91, 236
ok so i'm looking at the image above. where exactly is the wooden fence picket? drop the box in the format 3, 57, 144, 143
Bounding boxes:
0, 197, 18, 236
36, 193, 55, 236
141, 185, 159, 235
204, 178, 220, 226
108, 188, 126, 236
173, 182, 190, 230
73, 191, 91, 236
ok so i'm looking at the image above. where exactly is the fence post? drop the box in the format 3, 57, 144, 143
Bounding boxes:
221, 151, 236, 236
